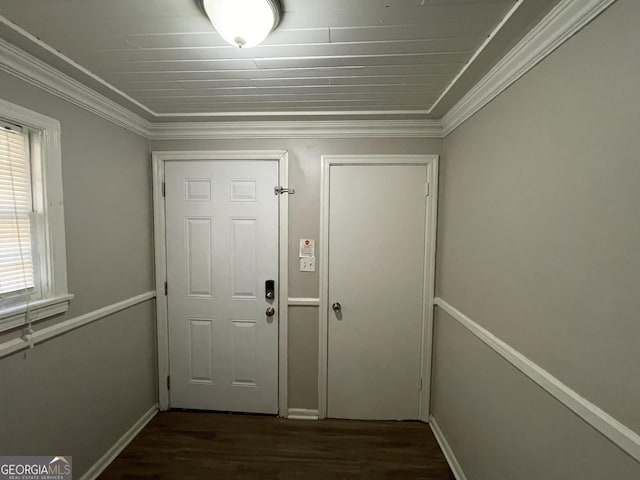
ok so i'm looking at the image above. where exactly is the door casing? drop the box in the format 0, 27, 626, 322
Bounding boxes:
318, 154, 439, 422
152, 150, 290, 415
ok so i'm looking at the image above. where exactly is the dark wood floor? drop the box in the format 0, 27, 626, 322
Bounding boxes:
99, 411, 454, 480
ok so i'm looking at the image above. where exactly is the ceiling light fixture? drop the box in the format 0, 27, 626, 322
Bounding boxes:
202, 0, 282, 49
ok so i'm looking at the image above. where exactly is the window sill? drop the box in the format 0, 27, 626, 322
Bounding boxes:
0, 294, 74, 333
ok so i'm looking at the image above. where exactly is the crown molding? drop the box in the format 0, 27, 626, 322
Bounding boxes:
0, 0, 616, 141
153, 109, 430, 118
0, 13, 156, 117
428, 0, 524, 116
0, 14, 437, 139
442, 0, 617, 136
0, 33, 439, 140
149, 119, 443, 140
0, 37, 153, 138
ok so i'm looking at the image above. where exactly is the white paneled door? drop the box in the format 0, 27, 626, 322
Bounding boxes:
165, 160, 279, 413
327, 163, 428, 420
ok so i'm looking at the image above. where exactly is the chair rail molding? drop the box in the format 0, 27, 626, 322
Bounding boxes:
287, 297, 320, 307
0, 291, 156, 359
434, 297, 640, 463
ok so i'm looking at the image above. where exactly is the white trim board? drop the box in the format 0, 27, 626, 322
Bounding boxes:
287, 408, 320, 420
434, 297, 640, 463
0, 291, 156, 359
152, 150, 290, 416
318, 154, 439, 421
442, 0, 617, 135
429, 416, 468, 480
79, 403, 158, 480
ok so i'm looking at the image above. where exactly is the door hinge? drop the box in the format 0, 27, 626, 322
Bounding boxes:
419, 378, 423, 391
274, 186, 295, 195
425, 182, 430, 197
164, 281, 168, 296
167, 376, 170, 390
162, 182, 166, 197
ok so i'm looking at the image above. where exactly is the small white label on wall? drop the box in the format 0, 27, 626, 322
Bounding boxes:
299, 257, 316, 272
299, 239, 315, 258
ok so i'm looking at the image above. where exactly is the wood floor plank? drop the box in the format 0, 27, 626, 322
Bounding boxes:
98, 411, 454, 479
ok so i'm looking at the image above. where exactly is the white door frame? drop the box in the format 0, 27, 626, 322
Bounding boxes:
152, 150, 290, 416
318, 154, 439, 422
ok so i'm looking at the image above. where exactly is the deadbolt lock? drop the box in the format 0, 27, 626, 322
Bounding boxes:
265, 280, 275, 300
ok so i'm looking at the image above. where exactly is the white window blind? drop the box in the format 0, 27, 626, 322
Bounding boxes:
0, 125, 34, 296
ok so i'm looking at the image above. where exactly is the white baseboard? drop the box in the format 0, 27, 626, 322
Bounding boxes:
79, 403, 159, 480
287, 408, 319, 420
429, 416, 468, 480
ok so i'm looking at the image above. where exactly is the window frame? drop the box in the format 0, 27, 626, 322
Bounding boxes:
0, 125, 39, 300
0, 98, 72, 333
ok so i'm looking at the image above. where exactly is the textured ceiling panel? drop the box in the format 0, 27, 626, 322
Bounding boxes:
0, 0, 561, 119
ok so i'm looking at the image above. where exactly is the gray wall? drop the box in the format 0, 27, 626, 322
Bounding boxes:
151, 137, 443, 408
434, 0, 640, 478
0, 71, 156, 476
432, 309, 640, 479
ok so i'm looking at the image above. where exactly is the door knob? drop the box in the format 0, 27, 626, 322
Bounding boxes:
266, 307, 276, 317
332, 302, 342, 313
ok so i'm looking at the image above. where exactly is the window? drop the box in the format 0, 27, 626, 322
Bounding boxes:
0, 125, 36, 296
0, 99, 72, 333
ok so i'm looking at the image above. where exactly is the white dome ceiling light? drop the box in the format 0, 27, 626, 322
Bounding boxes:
202, 0, 282, 49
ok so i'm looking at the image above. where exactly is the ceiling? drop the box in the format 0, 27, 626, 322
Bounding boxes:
0, 0, 560, 122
